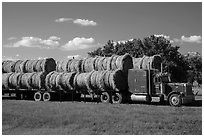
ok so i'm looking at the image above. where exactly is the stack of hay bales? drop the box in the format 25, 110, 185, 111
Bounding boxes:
2, 58, 56, 90
54, 53, 133, 94
132, 55, 162, 71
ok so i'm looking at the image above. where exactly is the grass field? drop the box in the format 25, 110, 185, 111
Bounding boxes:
2, 98, 202, 135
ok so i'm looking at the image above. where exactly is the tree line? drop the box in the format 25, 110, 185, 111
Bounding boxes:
88, 35, 202, 85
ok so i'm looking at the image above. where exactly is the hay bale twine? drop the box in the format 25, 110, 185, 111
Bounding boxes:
115, 53, 133, 75
109, 70, 127, 91
2, 73, 13, 90
60, 72, 77, 91
2, 60, 16, 73
31, 72, 46, 89
8, 73, 23, 89
14, 60, 23, 72
20, 73, 35, 89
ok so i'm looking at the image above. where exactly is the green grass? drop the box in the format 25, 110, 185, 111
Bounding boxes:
2, 100, 202, 135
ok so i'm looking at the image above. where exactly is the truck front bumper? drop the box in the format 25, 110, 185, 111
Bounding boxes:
181, 95, 195, 104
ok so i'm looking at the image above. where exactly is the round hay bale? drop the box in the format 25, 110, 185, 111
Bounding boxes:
61, 72, 77, 91
31, 72, 46, 89
109, 70, 126, 91
32, 60, 39, 72
98, 70, 109, 91
141, 56, 150, 69
111, 55, 118, 70
20, 60, 29, 72
102, 58, 109, 71
40, 58, 56, 73
45, 71, 56, 91
20, 73, 35, 89
74, 59, 83, 72
35, 59, 43, 72
55, 72, 63, 90
115, 53, 133, 75
92, 57, 99, 70
8, 73, 23, 89
48, 72, 59, 90
84, 58, 95, 72
98, 57, 106, 71
104, 71, 112, 89
151, 55, 162, 71
55, 61, 60, 72
2, 60, 16, 73
90, 71, 98, 90
85, 71, 95, 91
61, 60, 68, 72
25, 60, 34, 73
95, 71, 105, 91
77, 73, 88, 90
2, 73, 13, 90
133, 58, 142, 69
107, 56, 114, 70
14, 60, 23, 72
94, 57, 101, 71
69, 59, 78, 72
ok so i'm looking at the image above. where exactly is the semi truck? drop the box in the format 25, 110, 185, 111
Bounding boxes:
2, 67, 195, 107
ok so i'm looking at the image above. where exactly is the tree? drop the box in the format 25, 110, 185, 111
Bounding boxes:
88, 35, 191, 82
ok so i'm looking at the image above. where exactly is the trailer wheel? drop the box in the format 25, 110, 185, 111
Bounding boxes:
34, 92, 42, 101
43, 92, 51, 101
112, 93, 123, 104
101, 92, 111, 103
169, 94, 181, 107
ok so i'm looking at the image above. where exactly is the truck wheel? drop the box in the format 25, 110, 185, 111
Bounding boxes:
169, 94, 181, 107
34, 92, 42, 101
43, 92, 51, 101
112, 93, 123, 104
101, 92, 111, 103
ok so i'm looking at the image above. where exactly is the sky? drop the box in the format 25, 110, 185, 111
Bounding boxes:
2, 2, 202, 61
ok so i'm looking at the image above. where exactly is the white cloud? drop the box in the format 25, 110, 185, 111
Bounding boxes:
48, 36, 61, 41
55, 18, 73, 22
154, 34, 171, 40
73, 19, 97, 26
4, 36, 60, 49
61, 37, 96, 51
174, 35, 202, 44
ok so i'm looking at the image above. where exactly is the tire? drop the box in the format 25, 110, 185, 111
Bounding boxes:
112, 93, 123, 104
43, 92, 51, 101
169, 94, 182, 107
34, 92, 42, 101
100, 92, 111, 103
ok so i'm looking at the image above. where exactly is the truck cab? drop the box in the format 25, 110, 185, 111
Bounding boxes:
128, 69, 195, 107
